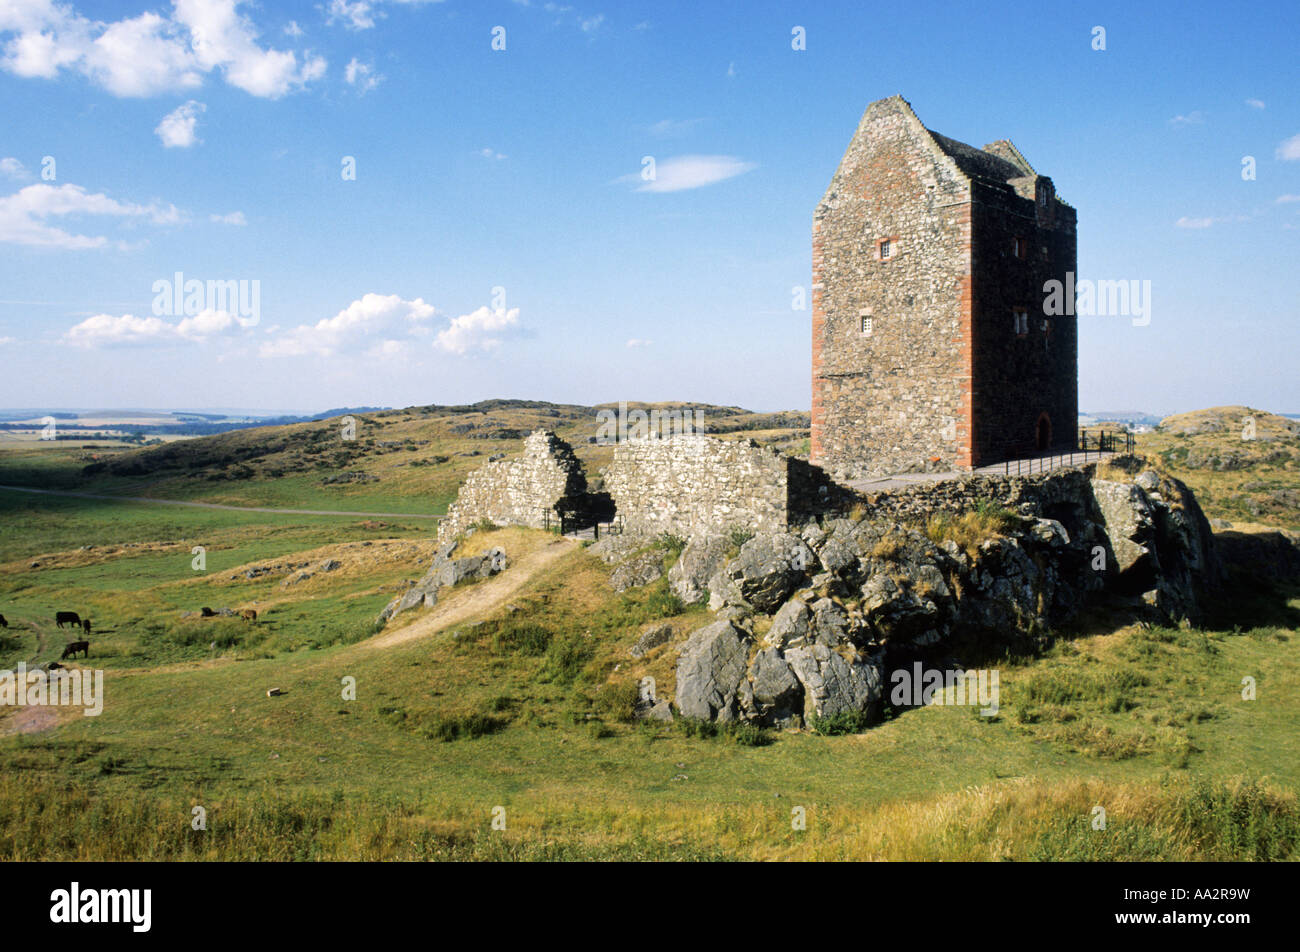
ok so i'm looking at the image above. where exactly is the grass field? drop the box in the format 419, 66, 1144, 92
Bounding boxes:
0, 404, 1297, 860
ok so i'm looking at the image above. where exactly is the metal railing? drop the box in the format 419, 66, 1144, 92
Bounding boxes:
541, 507, 624, 539
1000, 429, 1135, 477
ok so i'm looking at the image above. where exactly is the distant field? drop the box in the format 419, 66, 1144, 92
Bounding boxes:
0, 400, 811, 516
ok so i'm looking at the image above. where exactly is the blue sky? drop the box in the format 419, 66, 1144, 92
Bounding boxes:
0, 0, 1297, 415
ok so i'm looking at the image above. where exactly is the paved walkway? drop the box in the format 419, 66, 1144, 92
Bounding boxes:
847, 450, 1116, 493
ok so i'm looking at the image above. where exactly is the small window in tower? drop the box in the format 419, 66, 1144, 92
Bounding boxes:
1013, 309, 1029, 336
1013, 236, 1027, 259
879, 239, 892, 259
861, 315, 874, 336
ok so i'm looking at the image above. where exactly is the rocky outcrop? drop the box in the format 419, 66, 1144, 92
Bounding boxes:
1091, 470, 1221, 623
667, 534, 730, 604
630, 622, 673, 659
378, 542, 508, 626
667, 467, 1223, 726
609, 551, 665, 593
674, 620, 750, 721
747, 648, 803, 726
707, 532, 814, 613
784, 645, 882, 721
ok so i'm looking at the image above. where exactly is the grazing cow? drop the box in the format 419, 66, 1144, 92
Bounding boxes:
0, 613, 7, 628
238, 609, 258, 623
61, 640, 89, 660
82, 618, 92, 635
200, 607, 217, 618
55, 611, 81, 628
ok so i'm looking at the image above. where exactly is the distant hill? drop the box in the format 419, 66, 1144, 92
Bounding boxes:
1136, 406, 1300, 530
38, 400, 811, 513
1158, 406, 1300, 440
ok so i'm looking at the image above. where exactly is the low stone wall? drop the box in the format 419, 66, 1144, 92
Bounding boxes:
855, 468, 1099, 523
438, 431, 588, 542
602, 436, 792, 538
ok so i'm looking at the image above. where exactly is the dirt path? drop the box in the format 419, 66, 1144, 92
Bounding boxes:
364, 537, 576, 651
30, 622, 45, 664
0, 484, 443, 520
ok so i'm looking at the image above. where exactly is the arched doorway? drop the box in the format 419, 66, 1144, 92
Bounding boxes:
1035, 413, 1052, 452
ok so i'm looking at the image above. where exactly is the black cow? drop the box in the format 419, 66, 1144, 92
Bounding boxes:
0, 613, 7, 628
82, 618, 92, 635
61, 640, 89, 660
55, 611, 81, 628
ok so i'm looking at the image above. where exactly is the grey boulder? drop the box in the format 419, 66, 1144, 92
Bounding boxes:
674, 620, 750, 721
667, 535, 730, 605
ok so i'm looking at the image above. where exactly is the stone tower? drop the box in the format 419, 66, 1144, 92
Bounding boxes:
811, 95, 1077, 479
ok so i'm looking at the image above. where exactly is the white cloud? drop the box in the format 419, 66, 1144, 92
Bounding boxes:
580, 14, 604, 33
626, 338, 652, 348
175, 0, 326, 98
327, 0, 375, 30
1175, 216, 1216, 229
434, 305, 522, 354
0, 0, 326, 99
210, 210, 247, 225
84, 11, 202, 96
1276, 133, 1300, 161
154, 100, 205, 148
344, 56, 381, 93
624, 155, 756, 193
1246, 98, 1265, 110
1168, 110, 1205, 127
283, 20, 304, 37
0, 157, 28, 179
1275, 194, 1300, 204
63, 308, 246, 348
325, 0, 446, 30
260, 293, 437, 358
0, 183, 182, 249
726, 61, 736, 79
477, 147, 506, 160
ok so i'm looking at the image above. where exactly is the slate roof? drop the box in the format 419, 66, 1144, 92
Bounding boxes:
925, 130, 1031, 185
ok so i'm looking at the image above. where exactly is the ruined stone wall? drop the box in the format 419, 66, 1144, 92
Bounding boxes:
811, 96, 973, 480
603, 436, 793, 538
438, 431, 587, 542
